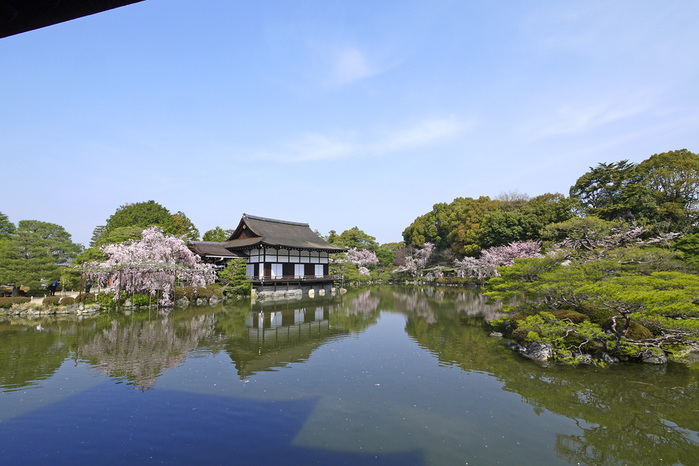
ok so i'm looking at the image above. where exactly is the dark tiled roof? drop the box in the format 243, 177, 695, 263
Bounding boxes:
187, 241, 245, 258
225, 214, 346, 252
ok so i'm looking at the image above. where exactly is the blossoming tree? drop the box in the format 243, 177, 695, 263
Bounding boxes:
396, 242, 435, 277
346, 248, 379, 275
87, 226, 216, 306
454, 241, 543, 282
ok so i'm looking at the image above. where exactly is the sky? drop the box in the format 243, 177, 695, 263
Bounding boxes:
2, 0, 698, 246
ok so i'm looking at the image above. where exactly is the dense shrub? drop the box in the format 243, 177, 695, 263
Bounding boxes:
207, 284, 224, 299
551, 309, 589, 324
174, 286, 195, 300
131, 293, 151, 307
75, 293, 96, 304
602, 318, 653, 341
60, 297, 75, 305
43, 297, 60, 306
195, 286, 213, 299
0, 297, 31, 308
574, 303, 615, 325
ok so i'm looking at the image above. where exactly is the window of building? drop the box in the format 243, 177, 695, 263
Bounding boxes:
315, 264, 324, 278
246, 264, 254, 277
294, 264, 305, 278
271, 263, 283, 278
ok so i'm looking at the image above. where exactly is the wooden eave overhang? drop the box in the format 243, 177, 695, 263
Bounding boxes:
223, 214, 347, 253
187, 241, 245, 259
0, 0, 145, 39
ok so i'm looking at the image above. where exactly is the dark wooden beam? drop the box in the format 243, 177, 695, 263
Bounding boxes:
0, 0, 145, 39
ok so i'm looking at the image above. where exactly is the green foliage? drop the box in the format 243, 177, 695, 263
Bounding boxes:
0, 220, 80, 290
42, 297, 60, 306
481, 193, 574, 248
637, 149, 699, 229
130, 293, 151, 307
75, 292, 96, 304
96, 292, 122, 308
103, 201, 176, 242
0, 211, 15, 239
60, 297, 75, 305
404, 196, 501, 257
217, 258, 251, 297
569, 160, 657, 222
202, 227, 232, 242
330, 227, 378, 251
0, 297, 30, 308
171, 211, 200, 241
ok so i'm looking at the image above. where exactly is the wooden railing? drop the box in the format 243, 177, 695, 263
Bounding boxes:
251, 274, 343, 284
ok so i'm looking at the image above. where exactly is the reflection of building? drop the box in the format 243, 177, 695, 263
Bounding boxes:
224, 299, 347, 379
188, 214, 346, 294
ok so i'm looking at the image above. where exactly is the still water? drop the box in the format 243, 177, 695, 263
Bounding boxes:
1, 287, 697, 465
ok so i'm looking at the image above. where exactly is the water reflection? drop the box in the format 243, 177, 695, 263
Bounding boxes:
389, 286, 699, 465
79, 312, 217, 389
0, 287, 697, 465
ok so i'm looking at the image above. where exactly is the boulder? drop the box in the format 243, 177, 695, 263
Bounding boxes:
639, 348, 667, 365
523, 341, 554, 362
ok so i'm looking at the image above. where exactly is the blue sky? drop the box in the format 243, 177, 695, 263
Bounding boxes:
2, 0, 698, 246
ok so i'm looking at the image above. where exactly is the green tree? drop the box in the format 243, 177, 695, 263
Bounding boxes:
217, 258, 251, 296
445, 197, 500, 257
330, 227, 378, 251
403, 197, 500, 257
637, 149, 699, 229
202, 227, 232, 242
171, 211, 200, 241
0, 212, 15, 239
103, 200, 176, 241
569, 160, 657, 222
0, 220, 80, 292
481, 193, 574, 249
89, 225, 105, 247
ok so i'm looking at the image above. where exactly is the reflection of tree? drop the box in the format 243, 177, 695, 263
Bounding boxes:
328, 290, 381, 332
80, 313, 216, 389
399, 286, 699, 466
0, 323, 68, 391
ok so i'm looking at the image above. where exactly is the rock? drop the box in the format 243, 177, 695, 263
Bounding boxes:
640, 348, 667, 365
577, 354, 595, 365
594, 351, 619, 365
308, 289, 315, 298
196, 298, 208, 306
176, 297, 190, 307
489, 332, 503, 338
523, 341, 554, 362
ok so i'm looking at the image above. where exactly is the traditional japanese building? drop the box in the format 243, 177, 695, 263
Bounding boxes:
188, 214, 346, 291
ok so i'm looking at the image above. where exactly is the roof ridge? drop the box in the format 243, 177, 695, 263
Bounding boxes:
243, 213, 309, 227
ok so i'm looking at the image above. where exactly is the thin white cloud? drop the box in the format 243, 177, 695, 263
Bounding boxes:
332, 47, 376, 84
259, 117, 471, 162
520, 91, 655, 139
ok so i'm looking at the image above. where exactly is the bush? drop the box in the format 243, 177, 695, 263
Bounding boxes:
75, 293, 96, 304
174, 286, 195, 300
574, 303, 615, 325
195, 286, 213, 299
602, 318, 653, 340
551, 310, 589, 324
96, 292, 124, 308
60, 297, 75, 305
0, 297, 31, 308
43, 297, 60, 306
131, 293, 151, 307
207, 284, 224, 299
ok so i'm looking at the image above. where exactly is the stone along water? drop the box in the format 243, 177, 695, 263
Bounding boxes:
0, 287, 697, 464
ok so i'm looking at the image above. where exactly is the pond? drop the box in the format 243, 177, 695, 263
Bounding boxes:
1, 287, 697, 465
